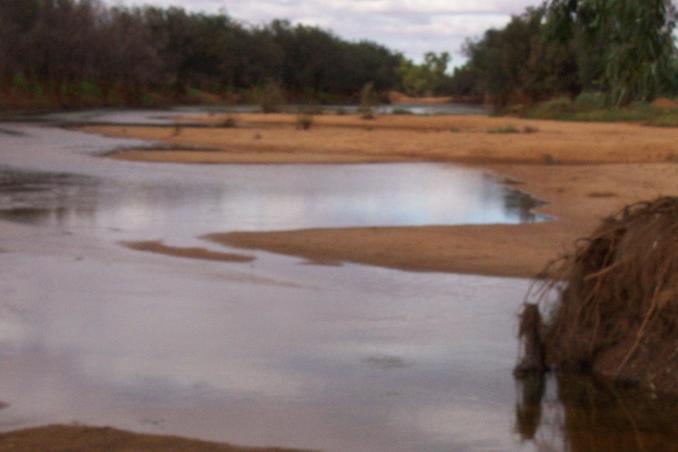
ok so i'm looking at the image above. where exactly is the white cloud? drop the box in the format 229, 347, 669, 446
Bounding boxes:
107, 0, 542, 63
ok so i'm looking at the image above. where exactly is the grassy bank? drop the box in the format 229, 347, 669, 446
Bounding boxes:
521, 94, 678, 127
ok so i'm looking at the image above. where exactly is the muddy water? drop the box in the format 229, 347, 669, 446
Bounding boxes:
0, 117, 675, 451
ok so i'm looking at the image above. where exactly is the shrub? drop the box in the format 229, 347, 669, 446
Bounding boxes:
575, 91, 606, 110
359, 82, 378, 120
79, 80, 102, 99
296, 114, 313, 130
219, 117, 237, 128
487, 125, 521, 134
252, 80, 286, 113
11, 72, 30, 93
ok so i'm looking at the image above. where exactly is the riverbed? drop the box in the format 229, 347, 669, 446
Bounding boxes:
0, 111, 675, 451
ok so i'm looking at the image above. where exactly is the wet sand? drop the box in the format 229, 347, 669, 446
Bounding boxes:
123, 240, 254, 263
0, 426, 307, 451
83, 114, 678, 278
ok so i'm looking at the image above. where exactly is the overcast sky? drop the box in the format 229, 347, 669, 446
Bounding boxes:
108, 0, 542, 65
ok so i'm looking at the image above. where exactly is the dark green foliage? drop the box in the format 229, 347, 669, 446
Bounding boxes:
397, 52, 452, 96
458, 7, 579, 107
0, 0, 403, 106
452, 0, 678, 108
547, 0, 677, 106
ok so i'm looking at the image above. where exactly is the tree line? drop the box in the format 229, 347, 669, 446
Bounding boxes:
4, 0, 672, 110
451, 0, 678, 107
0, 0, 418, 106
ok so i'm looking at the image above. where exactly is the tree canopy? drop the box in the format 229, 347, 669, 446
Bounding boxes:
0, 0, 404, 106
451, 0, 678, 107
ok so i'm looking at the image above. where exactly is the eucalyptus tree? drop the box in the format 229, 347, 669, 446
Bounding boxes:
546, 0, 677, 105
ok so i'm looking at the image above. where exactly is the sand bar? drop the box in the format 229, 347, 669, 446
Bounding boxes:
82, 114, 678, 278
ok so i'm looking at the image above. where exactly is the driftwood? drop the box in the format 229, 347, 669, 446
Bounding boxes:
514, 303, 546, 377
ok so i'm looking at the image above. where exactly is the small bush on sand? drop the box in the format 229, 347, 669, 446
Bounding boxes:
296, 114, 313, 130
251, 80, 286, 113
646, 111, 678, 127
520, 197, 678, 394
359, 82, 378, 120
487, 125, 520, 134
392, 108, 414, 115
525, 97, 574, 118
574, 91, 606, 110
218, 117, 237, 128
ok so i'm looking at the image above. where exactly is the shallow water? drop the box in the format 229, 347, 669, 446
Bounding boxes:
0, 163, 545, 246
37, 103, 485, 126
0, 117, 675, 451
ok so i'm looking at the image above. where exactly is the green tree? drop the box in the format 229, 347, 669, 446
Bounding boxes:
397, 52, 451, 96
546, 0, 677, 105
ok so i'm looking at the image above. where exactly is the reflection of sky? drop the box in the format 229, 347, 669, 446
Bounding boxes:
0, 164, 546, 246
0, 249, 535, 451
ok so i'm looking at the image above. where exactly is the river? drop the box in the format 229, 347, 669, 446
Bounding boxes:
0, 110, 674, 451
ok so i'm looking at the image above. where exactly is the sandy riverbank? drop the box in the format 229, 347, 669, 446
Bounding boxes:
82, 114, 678, 278
0, 425, 308, 451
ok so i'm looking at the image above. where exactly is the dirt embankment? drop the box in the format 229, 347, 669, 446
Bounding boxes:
0, 425, 309, 452
82, 114, 678, 279
532, 197, 678, 394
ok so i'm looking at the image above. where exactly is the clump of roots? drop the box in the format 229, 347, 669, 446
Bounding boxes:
521, 197, 678, 393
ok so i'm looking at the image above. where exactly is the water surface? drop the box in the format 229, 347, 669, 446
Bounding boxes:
0, 117, 674, 451
0, 164, 544, 246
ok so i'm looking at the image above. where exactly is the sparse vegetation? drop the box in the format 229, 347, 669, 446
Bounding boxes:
487, 126, 521, 134
523, 98, 678, 126
296, 114, 314, 130
359, 82, 378, 120
251, 81, 286, 113
218, 117, 237, 128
